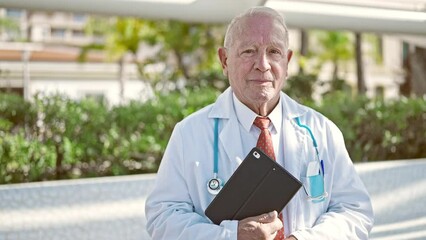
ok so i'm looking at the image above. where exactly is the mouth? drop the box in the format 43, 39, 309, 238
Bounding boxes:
249, 79, 273, 85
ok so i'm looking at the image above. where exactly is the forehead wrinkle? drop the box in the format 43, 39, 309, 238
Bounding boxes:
235, 27, 287, 51
237, 39, 285, 49
224, 7, 289, 50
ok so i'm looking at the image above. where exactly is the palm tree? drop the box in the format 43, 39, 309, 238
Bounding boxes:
81, 17, 224, 95
355, 32, 366, 95
317, 31, 353, 81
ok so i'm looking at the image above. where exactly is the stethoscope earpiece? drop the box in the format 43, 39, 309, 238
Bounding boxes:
207, 178, 223, 195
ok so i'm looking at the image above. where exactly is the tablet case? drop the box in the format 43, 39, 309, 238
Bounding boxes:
205, 147, 302, 225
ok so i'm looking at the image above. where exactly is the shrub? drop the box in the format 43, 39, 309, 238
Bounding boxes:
314, 92, 426, 162
0, 88, 220, 184
0, 88, 424, 184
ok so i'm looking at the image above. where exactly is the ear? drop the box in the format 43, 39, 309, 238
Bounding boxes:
218, 47, 228, 76
287, 49, 293, 62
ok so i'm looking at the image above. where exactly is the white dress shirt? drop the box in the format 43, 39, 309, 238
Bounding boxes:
232, 93, 292, 235
232, 93, 284, 167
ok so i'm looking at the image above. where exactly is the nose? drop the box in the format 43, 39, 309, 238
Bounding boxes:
255, 52, 271, 72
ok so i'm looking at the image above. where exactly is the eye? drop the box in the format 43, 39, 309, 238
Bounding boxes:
269, 49, 282, 55
241, 49, 255, 55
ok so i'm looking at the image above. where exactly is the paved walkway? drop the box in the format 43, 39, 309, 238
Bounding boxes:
0, 159, 425, 240
356, 159, 426, 240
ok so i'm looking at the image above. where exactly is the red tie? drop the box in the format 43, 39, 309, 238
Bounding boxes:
253, 117, 285, 240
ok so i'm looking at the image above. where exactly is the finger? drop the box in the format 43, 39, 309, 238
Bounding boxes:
265, 216, 283, 234
257, 210, 278, 224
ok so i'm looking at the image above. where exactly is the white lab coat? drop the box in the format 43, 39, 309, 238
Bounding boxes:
145, 88, 374, 240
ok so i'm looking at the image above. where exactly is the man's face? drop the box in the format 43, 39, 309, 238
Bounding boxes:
219, 15, 292, 112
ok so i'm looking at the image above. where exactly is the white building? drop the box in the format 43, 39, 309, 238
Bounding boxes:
0, 6, 424, 104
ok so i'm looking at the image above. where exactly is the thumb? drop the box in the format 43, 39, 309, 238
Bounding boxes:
257, 211, 278, 224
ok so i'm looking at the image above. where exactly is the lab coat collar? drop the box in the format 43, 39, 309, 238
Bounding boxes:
207, 88, 309, 168
279, 91, 308, 120
208, 87, 233, 119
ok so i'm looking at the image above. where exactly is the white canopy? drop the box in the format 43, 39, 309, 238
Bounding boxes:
0, 0, 425, 35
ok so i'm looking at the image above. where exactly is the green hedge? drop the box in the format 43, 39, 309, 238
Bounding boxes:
0, 88, 220, 183
0, 88, 425, 184
313, 92, 426, 162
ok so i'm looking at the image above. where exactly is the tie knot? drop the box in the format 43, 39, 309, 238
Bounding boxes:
254, 117, 271, 130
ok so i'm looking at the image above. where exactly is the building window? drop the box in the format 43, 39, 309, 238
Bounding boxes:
73, 14, 86, 23
6, 9, 23, 19
72, 29, 85, 37
51, 28, 66, 38
83, 92, 106, 104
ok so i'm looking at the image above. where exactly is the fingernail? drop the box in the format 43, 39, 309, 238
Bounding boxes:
269, 211, 275, 218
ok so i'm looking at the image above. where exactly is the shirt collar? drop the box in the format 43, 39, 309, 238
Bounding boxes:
232, 93, 282, 134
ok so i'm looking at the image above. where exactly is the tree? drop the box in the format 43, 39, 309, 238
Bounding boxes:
400, 43, 426, 97
316, 31, 353, 81
141, 20, 225, 89
355, 32, 366, 95
298, 29, 309, 74
0, 16, 20, 41
81, 16, 226, 94
81, 17, 157, 103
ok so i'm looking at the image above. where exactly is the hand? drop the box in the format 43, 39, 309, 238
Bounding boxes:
237, 211, 283, 240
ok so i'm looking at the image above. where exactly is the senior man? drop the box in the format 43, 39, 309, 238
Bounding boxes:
146, 6, 373, 240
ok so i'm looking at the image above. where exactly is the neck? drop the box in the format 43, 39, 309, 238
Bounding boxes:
250, 98, 279, 116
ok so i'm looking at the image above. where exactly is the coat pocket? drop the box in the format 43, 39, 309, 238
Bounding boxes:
301, 174, 328, 204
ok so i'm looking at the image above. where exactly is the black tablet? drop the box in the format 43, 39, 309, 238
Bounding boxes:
205, 147, 302, 225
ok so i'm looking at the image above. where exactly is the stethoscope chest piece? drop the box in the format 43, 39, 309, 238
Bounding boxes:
207, 177, 223, 195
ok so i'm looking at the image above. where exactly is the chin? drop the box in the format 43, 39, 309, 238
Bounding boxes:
256, 87, 276, 99
249, 92, 274, 104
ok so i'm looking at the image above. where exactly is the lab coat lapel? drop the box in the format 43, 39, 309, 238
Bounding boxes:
280, 92, 308, 233
219, 113, 245, 166
281, 92, 308, 177
208, 88, 244, 168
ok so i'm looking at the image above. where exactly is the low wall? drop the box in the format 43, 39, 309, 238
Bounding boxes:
0, 174, 156, 240
0, 159, 425, 240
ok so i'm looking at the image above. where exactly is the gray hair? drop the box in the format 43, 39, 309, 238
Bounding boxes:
223, 6, 289, 49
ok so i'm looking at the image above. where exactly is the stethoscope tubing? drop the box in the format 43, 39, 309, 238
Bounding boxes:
208, 117, 327, 200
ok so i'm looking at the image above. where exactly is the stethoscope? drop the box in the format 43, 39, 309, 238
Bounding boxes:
295, 117, 328, 202
207, 117, 328, 202
207, 118, 223, 195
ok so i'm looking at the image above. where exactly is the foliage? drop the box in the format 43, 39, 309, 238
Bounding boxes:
1, 85, 425, 183
81, 16, 226, 89
285, 73, 317, 104
0, 93, 35, 132
0, 16, 21, 41
0, 88, 220, 184
311, 31, 354, 80
364, 34, 384, 65
313, 92, 426, 162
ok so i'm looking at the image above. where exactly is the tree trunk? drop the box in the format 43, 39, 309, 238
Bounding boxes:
355, 32, 366, 95
332, 59, 339, 80
400, 42, 412, 96
299, 29, 308, 74
410, 46, 426, 96
55, 143, 64, 180
118, 56, 125, 104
